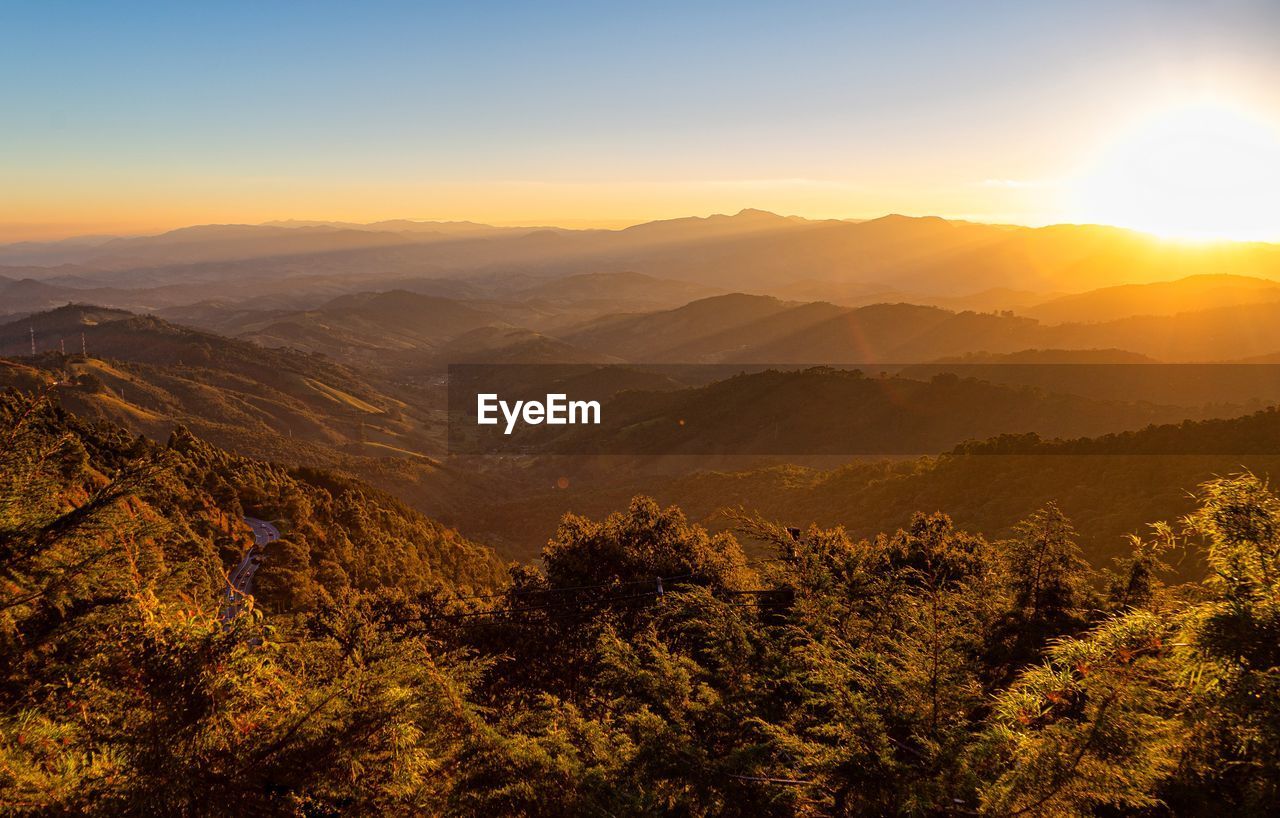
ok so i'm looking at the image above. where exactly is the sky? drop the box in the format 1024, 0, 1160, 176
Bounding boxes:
2, 0, 1280, 241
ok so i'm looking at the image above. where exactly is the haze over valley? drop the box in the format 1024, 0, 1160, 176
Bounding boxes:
7, 211, 1280, 562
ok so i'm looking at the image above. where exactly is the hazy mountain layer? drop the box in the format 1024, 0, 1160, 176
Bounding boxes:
7, 213, 1278, 304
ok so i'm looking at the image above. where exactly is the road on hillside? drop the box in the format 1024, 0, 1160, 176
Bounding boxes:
221, 517, 280, 621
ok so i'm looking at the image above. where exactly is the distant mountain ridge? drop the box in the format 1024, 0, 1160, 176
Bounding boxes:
6, 212, 1278, 303
1022, 274, 1280, 324
552, 291, 1280, 363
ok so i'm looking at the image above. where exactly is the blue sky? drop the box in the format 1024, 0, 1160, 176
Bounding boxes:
2, 1, 1278, 238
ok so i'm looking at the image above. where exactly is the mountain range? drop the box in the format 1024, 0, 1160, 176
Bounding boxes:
6, 212, 1280, 568
7, 211, 1279, 306
552, 288, 1280, 364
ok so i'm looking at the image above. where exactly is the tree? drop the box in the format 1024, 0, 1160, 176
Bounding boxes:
1169, 473, 1280, 814
989, 504, 1096, 680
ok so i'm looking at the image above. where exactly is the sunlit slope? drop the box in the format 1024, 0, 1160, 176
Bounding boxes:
0, 306, 437, 462
1023, 274, 1280, 323
235, 290, 611, 370
0, 391, 506, 598
556, 293, 1280, 363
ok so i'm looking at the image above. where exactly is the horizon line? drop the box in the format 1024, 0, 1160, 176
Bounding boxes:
4, 209, 1276, 249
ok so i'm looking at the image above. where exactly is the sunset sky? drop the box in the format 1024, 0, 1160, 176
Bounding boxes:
3, 0, 1280, 241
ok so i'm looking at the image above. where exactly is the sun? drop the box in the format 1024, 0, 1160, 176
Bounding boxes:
1072, 101, 1280, 242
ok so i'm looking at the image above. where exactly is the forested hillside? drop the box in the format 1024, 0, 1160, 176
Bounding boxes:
0, 389, 505, 608
6, 383, 1280, 815
449, 404, 1280, 565
494, 367, 1226, 455
0, 307, 448, 462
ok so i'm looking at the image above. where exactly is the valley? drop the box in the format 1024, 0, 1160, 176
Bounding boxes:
6, 213, 1280, 573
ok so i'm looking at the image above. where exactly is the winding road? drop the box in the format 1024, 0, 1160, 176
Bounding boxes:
222, 516, 280, 621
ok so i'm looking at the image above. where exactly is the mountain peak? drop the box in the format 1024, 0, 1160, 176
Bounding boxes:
866, 213, 953, 227
16, 303, 135, 328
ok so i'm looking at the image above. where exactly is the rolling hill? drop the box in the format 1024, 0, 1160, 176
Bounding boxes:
554, 292, 1280, 365
0, 306, 439, 462
1022, 274, 1280, 324
1, 389, 507, 596
7, 213, 1279, 305
556, 298, 1032, 363
560, 293, 804, 361
508, 271, 722, 314
480, 366, 1230, 456
452, 404, 1280, 567
233, 289, 614, 370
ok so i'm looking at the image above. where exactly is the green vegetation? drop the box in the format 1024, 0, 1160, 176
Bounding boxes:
458, 446, 1280, 567
5, 388, 1280, 815
505, 367, 1215, 455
